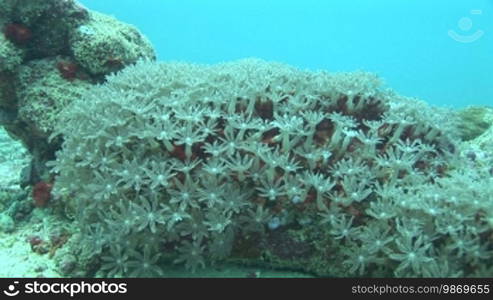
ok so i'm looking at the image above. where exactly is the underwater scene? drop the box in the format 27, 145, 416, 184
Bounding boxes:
0, 0, 492, 278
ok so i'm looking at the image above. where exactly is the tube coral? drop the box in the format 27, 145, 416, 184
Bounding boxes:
3, 23, 32, 45
32, 181, 53, 207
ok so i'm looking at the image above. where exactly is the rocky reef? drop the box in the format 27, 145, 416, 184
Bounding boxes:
0, 0, 155, 188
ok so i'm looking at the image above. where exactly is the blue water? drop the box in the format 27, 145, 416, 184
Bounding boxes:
79, 0, 492, 108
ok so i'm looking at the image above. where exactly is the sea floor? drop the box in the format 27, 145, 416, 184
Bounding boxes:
0, 127, 60, 277
0, 223, 61, 277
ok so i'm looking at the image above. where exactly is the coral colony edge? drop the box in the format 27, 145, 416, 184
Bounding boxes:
1, 0, 492, 278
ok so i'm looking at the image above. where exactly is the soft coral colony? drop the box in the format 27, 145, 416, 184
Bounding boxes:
50, 59, 493, 277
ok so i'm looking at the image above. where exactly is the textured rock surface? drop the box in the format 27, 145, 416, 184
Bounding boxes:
0, 0, 156, 185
